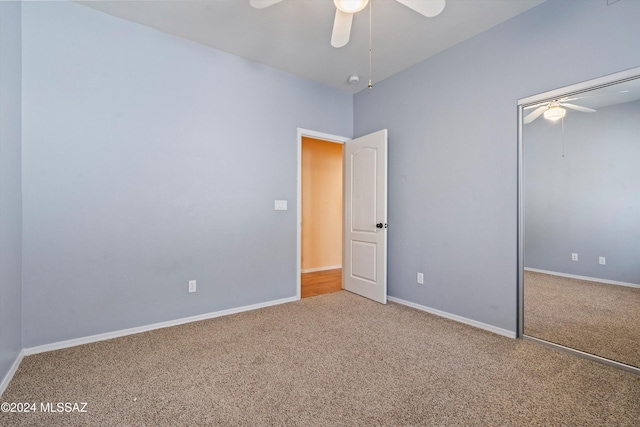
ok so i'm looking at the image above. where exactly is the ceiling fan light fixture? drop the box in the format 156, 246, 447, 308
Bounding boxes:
334, 0, 369, 14
544, 106, 566, 121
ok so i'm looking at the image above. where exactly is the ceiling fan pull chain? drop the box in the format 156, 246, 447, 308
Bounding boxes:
561, 116, 565, 158
368, 0, 373, 90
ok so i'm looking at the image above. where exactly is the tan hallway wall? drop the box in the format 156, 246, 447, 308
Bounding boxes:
301, 137, 343, 271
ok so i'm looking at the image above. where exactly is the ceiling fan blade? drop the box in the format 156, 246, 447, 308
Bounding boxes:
524, 101, 547, 110
560, 103, 596, 113
395, 0, 446, 17
523, 106, 547, 124
331, 9, 353, 48
249, 0, 284, 9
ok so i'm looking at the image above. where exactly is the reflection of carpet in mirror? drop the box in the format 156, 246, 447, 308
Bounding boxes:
524, 271, 640, 368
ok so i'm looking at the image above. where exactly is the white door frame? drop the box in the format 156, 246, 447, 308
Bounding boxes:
296, 128, 351, 300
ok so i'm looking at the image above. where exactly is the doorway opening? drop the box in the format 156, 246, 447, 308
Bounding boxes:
297, 129, 349, 299
300, 136, 343, 298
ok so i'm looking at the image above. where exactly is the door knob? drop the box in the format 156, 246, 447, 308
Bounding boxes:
376, 223, 387, 229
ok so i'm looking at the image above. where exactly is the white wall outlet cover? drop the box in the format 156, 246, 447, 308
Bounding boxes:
571, 253, 578, 261
417, 272, 424, 284
599, 257, 606, 265
274, 200, 288, 210
188, 280, 196, 293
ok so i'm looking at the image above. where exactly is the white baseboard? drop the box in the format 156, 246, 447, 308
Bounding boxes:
525, 268, 640, 289
301, 265, 342, 273
24, 296, 298, 356
387, 296, 517, 339
0, 349, 25, 398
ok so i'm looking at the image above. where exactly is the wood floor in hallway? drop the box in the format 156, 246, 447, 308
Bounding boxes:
301, 268, 342, 298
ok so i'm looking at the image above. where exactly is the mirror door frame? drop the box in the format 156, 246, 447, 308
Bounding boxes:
517, 66, 640, 376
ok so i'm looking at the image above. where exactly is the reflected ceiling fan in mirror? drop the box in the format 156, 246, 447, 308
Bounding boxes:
523, 98, 596, 124
250, 0, 446, 48
524, 97, 598, 158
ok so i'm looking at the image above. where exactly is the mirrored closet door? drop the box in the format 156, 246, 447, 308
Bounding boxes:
518, 67, 640, 374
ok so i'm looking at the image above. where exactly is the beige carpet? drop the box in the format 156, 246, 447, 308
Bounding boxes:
524, 271, 640, 368
2, 291, 639, 426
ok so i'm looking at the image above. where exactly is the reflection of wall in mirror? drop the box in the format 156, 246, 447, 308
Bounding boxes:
524, 99, 640, 285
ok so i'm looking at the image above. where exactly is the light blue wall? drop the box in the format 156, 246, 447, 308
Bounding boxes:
21, 1, 352, 347
0, 1, 23, 385
353, 0, 640, 332
524, 100, 640, 284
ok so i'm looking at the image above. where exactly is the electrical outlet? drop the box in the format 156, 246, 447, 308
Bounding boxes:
417, 272, 424, 285
571, 253, 578, 261
599, 257, 606, 265
188, 280, 196, 293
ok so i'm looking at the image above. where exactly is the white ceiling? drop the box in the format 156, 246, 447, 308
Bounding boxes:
78, 0, 546, 94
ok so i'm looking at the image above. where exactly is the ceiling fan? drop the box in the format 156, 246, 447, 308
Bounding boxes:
250, 0, 446, 48
524, 97, 596, 124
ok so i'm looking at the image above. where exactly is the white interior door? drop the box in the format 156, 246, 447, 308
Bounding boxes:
343, 129, 388, 304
